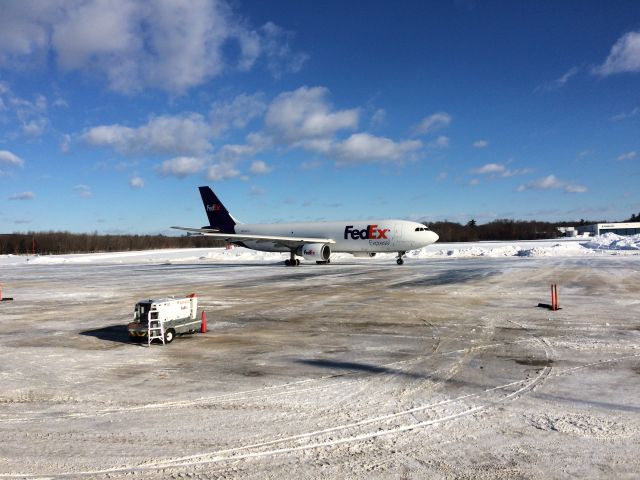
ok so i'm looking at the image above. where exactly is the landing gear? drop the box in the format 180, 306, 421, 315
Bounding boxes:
316, 259, 331, 265
285, 252, 300, 266
396, 251, 406, 265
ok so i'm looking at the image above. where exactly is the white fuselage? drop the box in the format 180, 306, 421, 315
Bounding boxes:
234, 219, 438, 253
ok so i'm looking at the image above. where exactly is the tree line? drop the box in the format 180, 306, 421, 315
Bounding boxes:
0, 231, 226, 255
0, 215, 634, 254
425, 219, 605, 243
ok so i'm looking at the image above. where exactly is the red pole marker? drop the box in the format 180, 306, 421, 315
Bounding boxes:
550, 283, 560, 311
200, 311, 207, 333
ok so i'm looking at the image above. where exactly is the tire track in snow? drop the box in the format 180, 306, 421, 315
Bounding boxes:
4, 344, 638, 477
0, 339, 538, 425
3, 370, 549, 479
0, 333, 554, 478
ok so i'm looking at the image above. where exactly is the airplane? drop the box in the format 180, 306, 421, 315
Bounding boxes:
172, 186, 439, 266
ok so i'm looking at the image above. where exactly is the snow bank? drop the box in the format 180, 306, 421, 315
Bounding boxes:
413, 233, 640, 258
1, 234, 639, 266
580, 232, 640, 251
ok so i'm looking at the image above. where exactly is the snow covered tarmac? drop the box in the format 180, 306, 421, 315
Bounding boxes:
1, 237, 639, 478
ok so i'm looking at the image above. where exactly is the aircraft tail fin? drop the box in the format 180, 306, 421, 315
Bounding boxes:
198, 186, 237, 233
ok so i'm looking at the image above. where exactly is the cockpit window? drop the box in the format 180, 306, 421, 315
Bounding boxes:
415, 227, 431, 232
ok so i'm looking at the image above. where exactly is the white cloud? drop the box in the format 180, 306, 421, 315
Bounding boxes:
22, 118, 47, 137
52, 96, 68, 108
83, 113, 211, 156
206, 162, 240, 181
129, 176, 144, 188
517, 175, 586, 193
501, 167, 534, 178
9, 191, 35, 200
0, 0, 307, 94
60, 134, 71, 153
611, 106, 639, 121
259, 22, 309, 78
297, 138, 334, 154
564, 184, 588, 193
0, 2, 60, 58
0, 85, 49, 137
157, 157, 205, 178
210, 92, 267, 137
300, 160, 323, 170
471, 162, 532, 177
265, 86, 359, 145
428, 135, 450, 148
517, 175, 563, 191
335, 132, 422, 165
473, 139, 489, 149
213, 132, 271, 164
413, 112, 452, 135
73, 184, 92, 198
249, 160, 272, 175
472, 163, 504, 174
534, 66, 580, 92
149, 131, 270, 182
0, 150, 25, 167
370, 108, 386, 128
617, 151, 637, 161
593, 31, 640, 76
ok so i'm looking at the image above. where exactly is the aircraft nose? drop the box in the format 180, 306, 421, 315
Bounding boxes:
430, 231, 439, 243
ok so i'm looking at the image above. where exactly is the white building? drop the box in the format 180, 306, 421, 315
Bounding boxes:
577, 222, 640, 236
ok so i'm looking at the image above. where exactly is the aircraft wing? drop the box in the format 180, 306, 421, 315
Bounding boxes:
171, 226, 336, 249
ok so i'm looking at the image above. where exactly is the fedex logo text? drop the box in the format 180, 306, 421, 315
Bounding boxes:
344, 225, 389, 240
206, 204, 221, 212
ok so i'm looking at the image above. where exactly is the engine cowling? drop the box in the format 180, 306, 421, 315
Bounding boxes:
297, 243, 331, 261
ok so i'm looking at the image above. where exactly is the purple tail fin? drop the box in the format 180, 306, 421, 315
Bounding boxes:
199, 186, 236, 233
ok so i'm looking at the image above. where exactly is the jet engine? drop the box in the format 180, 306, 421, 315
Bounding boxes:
297, 243, 331, 261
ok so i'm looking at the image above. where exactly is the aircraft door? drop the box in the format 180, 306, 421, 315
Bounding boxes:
393, 223, 404, 247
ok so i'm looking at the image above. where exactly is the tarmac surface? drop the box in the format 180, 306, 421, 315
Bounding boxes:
1, 255, 639, 479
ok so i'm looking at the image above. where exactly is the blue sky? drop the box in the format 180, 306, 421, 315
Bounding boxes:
1, 0, 639, 234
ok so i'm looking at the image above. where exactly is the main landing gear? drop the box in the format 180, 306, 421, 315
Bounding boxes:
285, 251, 300, 267
396, 251, 406, 265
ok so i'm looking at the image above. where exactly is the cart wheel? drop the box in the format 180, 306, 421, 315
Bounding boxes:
164, 329, 175, 344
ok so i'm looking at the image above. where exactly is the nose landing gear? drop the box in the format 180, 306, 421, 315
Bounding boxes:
396, 251, 406, 265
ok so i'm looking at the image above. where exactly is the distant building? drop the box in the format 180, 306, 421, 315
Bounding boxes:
557, 226, 578, 237
577, 222, 640, 236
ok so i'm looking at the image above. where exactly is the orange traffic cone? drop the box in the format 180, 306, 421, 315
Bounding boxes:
200, 311, 207, 333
